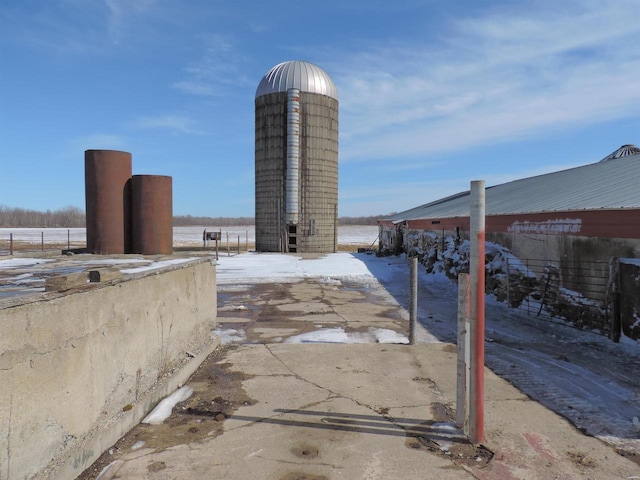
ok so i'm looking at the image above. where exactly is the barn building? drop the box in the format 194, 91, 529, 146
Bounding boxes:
378, 145, 640, 339
379, 144, 639, 260
254, 60, 339, 253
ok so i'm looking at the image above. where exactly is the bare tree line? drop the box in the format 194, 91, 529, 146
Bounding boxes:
175, 215, 381, 226
0, 206, 382, 228
173, 215, 254, 226
0, 205, 85, 228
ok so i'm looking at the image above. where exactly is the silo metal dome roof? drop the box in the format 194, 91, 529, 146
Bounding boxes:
255, 60, 338, 100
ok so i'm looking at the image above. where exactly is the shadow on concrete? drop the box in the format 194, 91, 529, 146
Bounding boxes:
222, 408, 468, 445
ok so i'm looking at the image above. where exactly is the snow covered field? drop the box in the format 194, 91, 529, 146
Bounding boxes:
0, 225, 378, 250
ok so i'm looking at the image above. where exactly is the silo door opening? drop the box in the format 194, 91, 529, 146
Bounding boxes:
287, 224, 297, 253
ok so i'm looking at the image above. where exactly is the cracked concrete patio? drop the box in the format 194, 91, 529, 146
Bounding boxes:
80, 276, 640, 479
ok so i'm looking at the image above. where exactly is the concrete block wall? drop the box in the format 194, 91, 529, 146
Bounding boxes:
298, 92, 339, 253
255, 92, 287, 252
0, 259, 218, 480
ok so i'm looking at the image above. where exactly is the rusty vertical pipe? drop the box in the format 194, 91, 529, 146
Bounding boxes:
85, 150, 132, 254
130, 175, 173, 255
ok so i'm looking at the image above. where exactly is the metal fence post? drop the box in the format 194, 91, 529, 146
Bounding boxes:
609, 257, 621, 342
506, 258, 510, 308
526, 258, 530, 316
409, 256, 418, 345
469, 180, 485, 444
9, 233, 13, 255
457, 273, 471, 431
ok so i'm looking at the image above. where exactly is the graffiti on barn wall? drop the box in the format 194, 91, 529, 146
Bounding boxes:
507, 218, 582, 235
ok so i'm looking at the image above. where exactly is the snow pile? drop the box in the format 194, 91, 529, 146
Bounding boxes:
218, 305, 248, 312
216, 252, 375, 285
0, 258, 54, 269
215, 328, 247, 344
212, 325, 409, 345
396, 233, 615, 333
405, 235, 537, 308
285, 327, 408, 344
120, 258, 197, 274
142, 385, 193, 425
536, 265, 606, 331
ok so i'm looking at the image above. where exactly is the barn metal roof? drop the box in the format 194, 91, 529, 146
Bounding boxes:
255, 60, 338, 100
386, 149, 640, 223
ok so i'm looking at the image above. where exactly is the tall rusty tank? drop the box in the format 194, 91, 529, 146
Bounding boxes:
130, 175, 173, 255
255, 60, 339, 253
84, 150, 132, 254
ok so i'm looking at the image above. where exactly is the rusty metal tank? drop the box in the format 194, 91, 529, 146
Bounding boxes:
84, 150, 132, 254
130, 175, 173, 255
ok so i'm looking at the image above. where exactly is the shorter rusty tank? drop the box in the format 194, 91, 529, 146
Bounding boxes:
130, 175, 173, 255
84, 150, 132, 254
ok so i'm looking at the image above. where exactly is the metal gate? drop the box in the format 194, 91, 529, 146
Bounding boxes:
506, 258, 610, 335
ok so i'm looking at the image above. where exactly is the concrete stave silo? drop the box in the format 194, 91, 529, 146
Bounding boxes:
255, 60, 339, 253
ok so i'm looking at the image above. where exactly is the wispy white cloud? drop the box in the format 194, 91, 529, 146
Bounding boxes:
5, 0, 175, 55
331, 0, 640, 162
172, 34, 252, 97
128, 115, 207, 135
104, 0, 157, 43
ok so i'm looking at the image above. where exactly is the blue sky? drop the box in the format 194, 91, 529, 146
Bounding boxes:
1, 0, 639, 218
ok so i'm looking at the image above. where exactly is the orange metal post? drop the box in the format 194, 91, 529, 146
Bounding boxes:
469, 180, 486, 444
